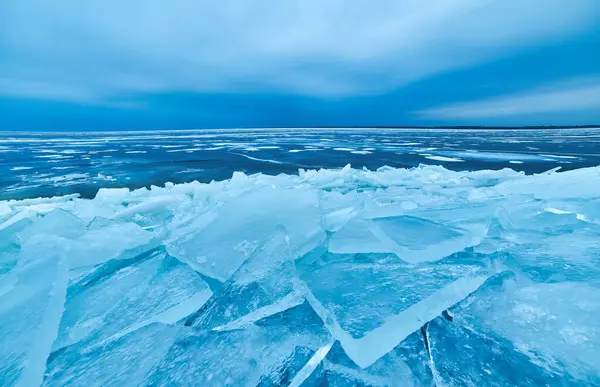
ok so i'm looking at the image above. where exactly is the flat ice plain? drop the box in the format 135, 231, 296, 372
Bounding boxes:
1, 128, 600, 386
2, 127, 600, 200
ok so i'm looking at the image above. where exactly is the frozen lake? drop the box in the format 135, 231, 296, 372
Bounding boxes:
1, 127, 599, 200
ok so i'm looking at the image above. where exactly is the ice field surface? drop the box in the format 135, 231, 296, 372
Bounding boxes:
1, 163, 600, 385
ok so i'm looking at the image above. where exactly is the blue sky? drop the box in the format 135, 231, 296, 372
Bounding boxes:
1, 0, 599, 130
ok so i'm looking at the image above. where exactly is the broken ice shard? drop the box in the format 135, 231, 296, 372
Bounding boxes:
327, 218, 392, 255
307, 340, 424, 386
297, 248, 495, 368
44, 323, 185, 387
494, 204, 600, 283
187, 229, 304, 331
329, 215, 487, 264
17, 209, 86, 243
426, 314, 571, 386
454, 274, 600, 383
0, 240, 68, 387
373, 215, 487, 264
166, 186, 324, 282
0, 209, 36, 274
146, 302, 332, 386
69, 221, 159, 268
53, 250, 211, 351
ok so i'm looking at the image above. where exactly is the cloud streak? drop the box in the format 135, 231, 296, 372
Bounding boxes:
417, 78, 600, 120
1, 0, 599, 103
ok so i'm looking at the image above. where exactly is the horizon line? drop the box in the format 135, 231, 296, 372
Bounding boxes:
1, 124, 599, 134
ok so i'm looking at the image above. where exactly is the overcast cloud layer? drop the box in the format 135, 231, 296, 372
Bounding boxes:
1, 0, 599, 128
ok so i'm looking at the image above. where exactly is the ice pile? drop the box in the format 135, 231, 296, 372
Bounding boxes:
1, 164, 600, 386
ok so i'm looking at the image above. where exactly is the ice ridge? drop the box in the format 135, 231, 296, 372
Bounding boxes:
1, 164, 600, 385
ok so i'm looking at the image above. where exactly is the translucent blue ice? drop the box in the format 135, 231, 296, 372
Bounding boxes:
1, 164, 599, 386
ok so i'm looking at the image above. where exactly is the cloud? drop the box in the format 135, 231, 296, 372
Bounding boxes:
416, 77, 600, 120
1, 0, 599, 103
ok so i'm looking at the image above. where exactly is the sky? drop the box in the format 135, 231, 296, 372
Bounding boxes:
1, 0, 599, 131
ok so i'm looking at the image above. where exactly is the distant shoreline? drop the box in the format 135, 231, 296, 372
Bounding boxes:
317, 125, 600, 130
1, 125, 599, 135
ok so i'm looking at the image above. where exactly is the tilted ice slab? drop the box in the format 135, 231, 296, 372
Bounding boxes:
296, 249, 496, 368
44, 323, 186, 386
165, 184, 325, 282
1, 164, 600, 385
186, 228, 305, 331
45, 303, 332, 387
305, 341, 421, 386
426, 313, 570, 386
329, 216, 487, 264
0, 239, 68, 387
457, 276, 600, 382
4, 208, 158, 271
53, 250, 212, 351
147, 303, 332, 386
419, 272, 600, 385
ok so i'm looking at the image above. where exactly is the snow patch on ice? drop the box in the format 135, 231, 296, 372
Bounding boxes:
424, 155, 464, 163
